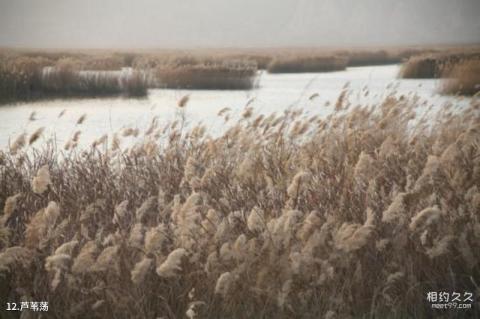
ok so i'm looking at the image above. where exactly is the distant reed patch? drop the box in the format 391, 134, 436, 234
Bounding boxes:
399, 55, 444, 79
343, 49, 422, 67
399, 50, 480, 79
440, 59, 480, 96
0, 56, 148, 103
155, 60, 258, 90
267, 55, 348, 73
2, 46, 480, 104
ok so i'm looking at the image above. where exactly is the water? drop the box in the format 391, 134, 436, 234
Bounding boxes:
0, 64, 471, 149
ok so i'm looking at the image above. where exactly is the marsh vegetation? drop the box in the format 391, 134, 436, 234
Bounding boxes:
2, 45, 479, 104
399, 49, 480, 96
0, 46, 479, 319
1, 92, 479, 318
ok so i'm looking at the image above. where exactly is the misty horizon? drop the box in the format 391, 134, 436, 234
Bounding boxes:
0, 0, 480, 49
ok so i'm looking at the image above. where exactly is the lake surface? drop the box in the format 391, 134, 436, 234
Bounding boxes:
0, 64, 471, 149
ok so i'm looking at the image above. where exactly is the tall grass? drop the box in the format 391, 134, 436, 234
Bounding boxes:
1, 94, 479, 318
267, 55, 348, 73
399, 55, 445, 79
155, 60, 258, 90
0, 56, 148, 103
1, 47, 479, 103
15, 51, 126, 70
399, 50, 480, 96
399, 51, 480, 79
343, 49, 423, 67
440, 59, 480, 96
226, 54, 273, 70
1, 52, 257, 102
0, 56, 50, 102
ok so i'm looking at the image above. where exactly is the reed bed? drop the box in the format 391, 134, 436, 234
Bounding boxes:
343, 49, 422, 67
13, 51, 126, 71
226, 54, 273, 70
267, 55, 348, 73
0, 56, 51, 102
440, 59, 480, 96
399, 56, 445, 79
1, 46, 479, 103
399, 50, 480, 79
0, 56, 148, 103
1, 93, 479, 319
155, 60, 258, 90
399, 50, 480, 96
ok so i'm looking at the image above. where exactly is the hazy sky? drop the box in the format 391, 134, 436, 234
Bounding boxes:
0, 0, 479, 49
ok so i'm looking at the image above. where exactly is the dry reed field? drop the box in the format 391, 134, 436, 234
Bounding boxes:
154, 59, 258, 90
0, 55, 148, 103
1, 46, 477, 104
267, 55, 348, 73
1, 92, 479, 319
441, 59, 480, 96
0, 51, 258, 102
399, 49, 480, 80
399, 50, 480, 97
339, 49, 425, 67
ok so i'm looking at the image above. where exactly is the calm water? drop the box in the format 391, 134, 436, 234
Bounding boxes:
0, 65, 471, 149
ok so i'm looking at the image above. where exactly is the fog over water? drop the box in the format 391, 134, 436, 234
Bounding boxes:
0, 0, 479, 48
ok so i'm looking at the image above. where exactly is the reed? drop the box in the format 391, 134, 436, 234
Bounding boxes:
155, 60, 258, 90
343, 49, 421, 67
0, 56, 148, 103
0, 56, 50, 102
1, 93, 479, 318
399, 55, 444, 78
399, 50, 480, 79
3, 47, 478, 102
440, 59, 480, 96
267, 55, 348, 73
